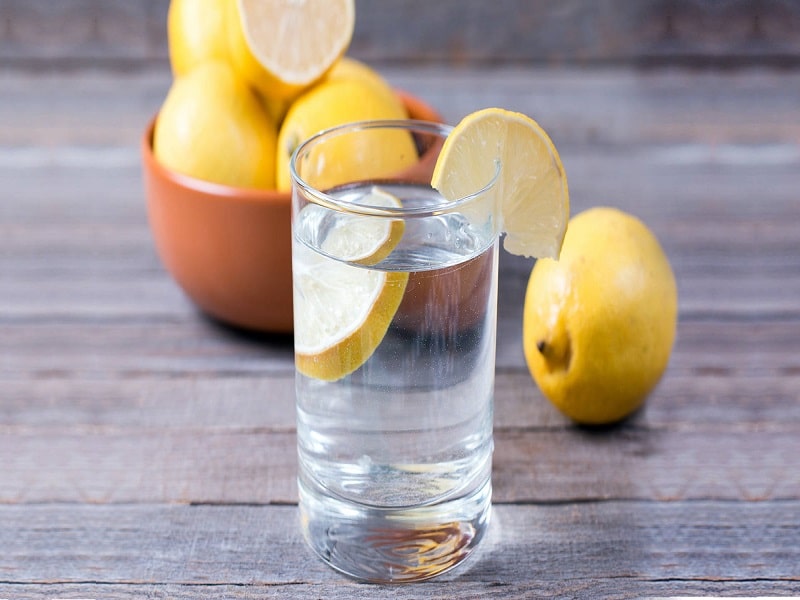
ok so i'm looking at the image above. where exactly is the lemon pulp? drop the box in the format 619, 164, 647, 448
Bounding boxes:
227, 0, 355, 100
293, 188, 409, 381
431, 107, 569, 259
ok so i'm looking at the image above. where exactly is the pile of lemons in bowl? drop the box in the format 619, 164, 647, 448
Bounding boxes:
154, 0, 409, 191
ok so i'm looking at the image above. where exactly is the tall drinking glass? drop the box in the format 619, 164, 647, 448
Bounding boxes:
290, 120, 499, 582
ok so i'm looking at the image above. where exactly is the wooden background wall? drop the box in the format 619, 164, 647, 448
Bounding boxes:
1, 0, 797, 70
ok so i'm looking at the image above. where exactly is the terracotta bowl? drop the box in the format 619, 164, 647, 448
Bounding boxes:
141, 91, 443, 333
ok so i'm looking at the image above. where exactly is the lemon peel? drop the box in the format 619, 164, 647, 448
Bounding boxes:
167, 0, 229, 76
293, 188, 408, 381
153, 61, 277, 188
523, 207, 678, 425
276, 78, 414, 191
227, 0, 354, 100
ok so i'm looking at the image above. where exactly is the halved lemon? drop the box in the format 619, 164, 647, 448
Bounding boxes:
431, 108, 569, 259
227, 0, 355, 100
294, 188, 408, 381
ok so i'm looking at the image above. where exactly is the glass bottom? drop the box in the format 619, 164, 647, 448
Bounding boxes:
298, 474, 492, 583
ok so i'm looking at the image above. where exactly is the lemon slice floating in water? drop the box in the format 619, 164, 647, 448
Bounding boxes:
318, 186, 406, 267
294, 187, 409, 381
431, 108, 569, 259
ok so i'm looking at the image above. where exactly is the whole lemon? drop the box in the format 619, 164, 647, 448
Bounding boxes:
153, 61, 277, 189
275, 78, 413, 191
523, 207, 678, 425
325, 57, 406, 115
167, 0, 229, 77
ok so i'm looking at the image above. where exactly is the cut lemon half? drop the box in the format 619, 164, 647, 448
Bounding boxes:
294, 188, 408, 381
227, 0, 355, 100
431, 108, 569, 259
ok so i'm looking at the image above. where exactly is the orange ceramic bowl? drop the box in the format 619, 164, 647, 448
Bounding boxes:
141, 91, 443, 333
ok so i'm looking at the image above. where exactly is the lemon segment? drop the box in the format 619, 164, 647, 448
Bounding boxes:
293, 189, 408, 381
227, 0, 355, 100
431, 108, 569, 259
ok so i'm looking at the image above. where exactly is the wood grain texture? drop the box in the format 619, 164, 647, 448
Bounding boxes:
1, 65, 798, 596
1, 503, 798, 592
3, 417, 796, 504
1, 322, 797, 504
1, 0, 797, 68
4, 68, 800, 146
1, 582, 799, 600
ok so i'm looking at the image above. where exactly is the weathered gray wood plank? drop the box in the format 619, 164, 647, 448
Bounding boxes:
0, 503, 797, 592
1, 254, 796, 326
2, 369, 797, 505
1, 0, 796, 68
3, 581, 799, 600
4, 372, 799, 430
0, 317, 792, 377
40, 428, 800, 505
1, 580, 799, 600
3, 68, 799, 147
3, 426, 796, 504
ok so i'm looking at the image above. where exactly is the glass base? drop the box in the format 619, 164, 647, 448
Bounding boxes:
298, 475, 492, 583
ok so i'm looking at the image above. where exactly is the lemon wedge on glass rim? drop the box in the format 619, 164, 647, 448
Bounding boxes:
294, 109, 568, 382
294, 187, 408, 382
431, 108, 570, 259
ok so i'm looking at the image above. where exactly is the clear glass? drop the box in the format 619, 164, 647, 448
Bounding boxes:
290, 120, 499, 583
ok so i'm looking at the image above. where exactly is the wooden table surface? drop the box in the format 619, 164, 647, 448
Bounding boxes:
2, 64, 799, 598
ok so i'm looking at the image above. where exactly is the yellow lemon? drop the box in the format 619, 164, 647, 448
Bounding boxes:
321, 186, 406, 267
293, 188, 408, 381
153, 61, 277, 188
431, 108, 569, 259
325, 56, 407, 115
275, 78, 415, 191
523, 207, 678, 425
226, 0, 354, 101
167, 0, 229, 77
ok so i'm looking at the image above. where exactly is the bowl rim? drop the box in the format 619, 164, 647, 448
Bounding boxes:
141, 89, 444, 205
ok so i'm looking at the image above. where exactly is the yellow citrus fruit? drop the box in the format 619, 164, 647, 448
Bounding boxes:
293, 188, 409, 381
226, 0, 354, 100
325, 56, 407, 115
276, 78, 415, 191
431, 108, 569, 259
153, 61, 277, 188
167, 0, 229, 77
523, 207, 678, 425
321, 187, 406, 266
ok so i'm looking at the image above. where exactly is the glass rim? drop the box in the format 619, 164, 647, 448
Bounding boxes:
289, 119, 500, 218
